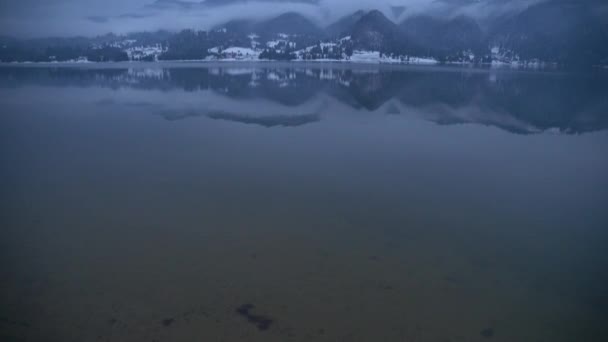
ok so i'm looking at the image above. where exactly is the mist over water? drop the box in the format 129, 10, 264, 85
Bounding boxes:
1, 63, 607, 341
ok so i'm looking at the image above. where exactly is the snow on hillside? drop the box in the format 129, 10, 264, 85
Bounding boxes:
106, 39, 137, 49
350, 51, 384, 63
266, 40, 297, 49
208, 47, 261, 60
126, 44, 165, 61
248, 34, 261, 49
222, 47, 259, 57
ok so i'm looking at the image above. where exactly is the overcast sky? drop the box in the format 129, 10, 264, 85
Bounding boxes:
0, 0, 547, 38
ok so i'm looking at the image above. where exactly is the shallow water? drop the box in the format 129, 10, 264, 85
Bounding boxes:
1, 63, 607, 342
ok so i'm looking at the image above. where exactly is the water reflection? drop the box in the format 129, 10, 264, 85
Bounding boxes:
206, 112, 321, 127
1, 64, 607, 134
0, 63, 607, 342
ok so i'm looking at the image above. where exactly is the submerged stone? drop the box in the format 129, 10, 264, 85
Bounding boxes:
235, 304, 274, 331
481, 328, 494, 338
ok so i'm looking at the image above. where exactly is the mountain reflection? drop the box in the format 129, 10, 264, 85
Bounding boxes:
1, 65, 606, 134
207, 112, 321, 127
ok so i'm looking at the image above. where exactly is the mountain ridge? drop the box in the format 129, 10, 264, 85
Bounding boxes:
1, 3, 606, 67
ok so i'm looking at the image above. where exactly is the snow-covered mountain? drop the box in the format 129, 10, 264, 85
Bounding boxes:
1, 2, 606, 67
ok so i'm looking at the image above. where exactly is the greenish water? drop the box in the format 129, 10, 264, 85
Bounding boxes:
1, 63, 607, 342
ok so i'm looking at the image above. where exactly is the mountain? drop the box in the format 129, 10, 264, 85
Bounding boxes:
401, 15, 484, 60
351, 10, 408, 53
214, 19, 256, 35
256, 12, 321, 36
125, 31, 173, 46
214, 13, 320, 37
488, 0, 608, 66
444, 16, 484, 51
390, 6, 406, 21
326, 10, 366, 38
159, 30, 209, 60
0, 3, 606, 66
0, 34, 131, 62
211, 12, 322, 54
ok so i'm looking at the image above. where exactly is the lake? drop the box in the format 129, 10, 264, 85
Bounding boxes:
1, 63, 607, 342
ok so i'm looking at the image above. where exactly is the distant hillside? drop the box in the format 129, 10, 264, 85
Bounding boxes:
401, 15, 484, 60
256, 12, 321, 36
487, 0, 608, 65
1, 2, 606, 67
326, 10, 366, 38
350, 10, 407, 53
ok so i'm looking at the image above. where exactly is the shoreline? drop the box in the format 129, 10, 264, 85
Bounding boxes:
0, 59, 578, 73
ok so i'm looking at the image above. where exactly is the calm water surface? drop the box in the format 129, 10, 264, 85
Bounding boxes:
1, 63, 607, 342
